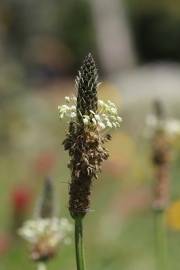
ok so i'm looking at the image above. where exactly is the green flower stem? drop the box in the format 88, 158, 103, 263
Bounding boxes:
75, 217, 86, 270
154, 209, 168, 270
37, 262, 47, 270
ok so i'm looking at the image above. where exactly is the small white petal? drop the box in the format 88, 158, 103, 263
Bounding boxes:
99, 122, 106, 129
70, 112, 76, 118
98, 100, 104, 106
62, 105, 69, 110
59, 114, 64, 119
115, 121, 120, 127
106, 121, 112, 128
92, 118, 96, 125
108, 100, 116, 107
117, 116, 122, 122
94, 114, 101, 121
90, 110, 95, 115
110, 107, 117, 114
83, 118, 89, 125
71, 105, 76, 110
65, 96, 70, 103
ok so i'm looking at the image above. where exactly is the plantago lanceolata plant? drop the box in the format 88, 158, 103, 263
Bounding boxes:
58, 53, 122, 270
146, 100, 180, 270
19, 177, 72, 270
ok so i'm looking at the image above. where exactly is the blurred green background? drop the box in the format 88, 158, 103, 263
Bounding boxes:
1, 0, 180, 269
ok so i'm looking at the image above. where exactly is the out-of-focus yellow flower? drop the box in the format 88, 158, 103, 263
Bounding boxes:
167, 201, 180, 230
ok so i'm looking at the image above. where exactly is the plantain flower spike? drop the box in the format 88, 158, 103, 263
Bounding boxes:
59, 53, 122, 218
151, 100, 171, 210
19, 177, 72, 263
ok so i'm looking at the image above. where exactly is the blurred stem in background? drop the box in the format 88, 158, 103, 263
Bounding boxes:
151, 100, 170, 270
75, 217, 86, 270
154, 210, 168, 270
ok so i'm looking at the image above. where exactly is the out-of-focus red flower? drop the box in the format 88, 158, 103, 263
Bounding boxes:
0, 233, 11, 256
34, 151, 56, 174
11, 185, 32, 212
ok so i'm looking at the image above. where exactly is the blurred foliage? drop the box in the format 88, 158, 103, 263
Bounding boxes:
127, 0, 180, 62
57, 0, 97, 69
2, 0, 180, 67
0, 0, 97, 71
0, 61, 26, 151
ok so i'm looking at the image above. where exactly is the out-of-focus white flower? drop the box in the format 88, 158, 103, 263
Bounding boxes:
165, 119, 180, 136
145, 114, 180, 138
58, 96, 122, 131
18, 217, 73, 261
19, 217, 72, 246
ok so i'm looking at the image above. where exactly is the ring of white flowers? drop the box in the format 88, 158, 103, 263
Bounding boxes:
58, 96, 122, 130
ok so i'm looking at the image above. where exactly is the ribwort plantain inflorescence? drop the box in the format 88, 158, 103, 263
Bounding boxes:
18, 177, 72, 267
58, 53, 122, 218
